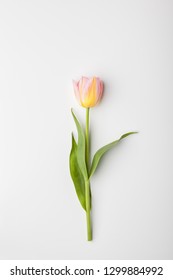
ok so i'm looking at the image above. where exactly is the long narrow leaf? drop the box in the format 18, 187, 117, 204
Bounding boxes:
69, 135, 86, 210
71, 109, 88, 180
89, 132, 137, 178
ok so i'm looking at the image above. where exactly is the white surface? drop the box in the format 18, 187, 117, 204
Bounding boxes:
0, 0, 173, 259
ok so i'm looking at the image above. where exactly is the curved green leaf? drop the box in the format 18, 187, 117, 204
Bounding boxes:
71, 109, 88, 180
89, 132, 138, 178
69, 134, 86, 210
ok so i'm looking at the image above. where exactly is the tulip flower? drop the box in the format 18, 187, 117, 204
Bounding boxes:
73, 76, 103, 108
70, 76, 137, 241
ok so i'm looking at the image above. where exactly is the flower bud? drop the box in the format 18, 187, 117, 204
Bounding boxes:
73, 76, 103, 108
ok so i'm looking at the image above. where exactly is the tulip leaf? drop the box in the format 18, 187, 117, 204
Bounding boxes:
71, 109, 88, 180
69, 134, 86, 210
89, 132, 138, 178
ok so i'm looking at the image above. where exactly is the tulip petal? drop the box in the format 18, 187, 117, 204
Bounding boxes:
81, 77, 93, 107
83, 77, 96, 107
96, 80, 103, 104
79, 77, 89, 95
100, 80, 104, 95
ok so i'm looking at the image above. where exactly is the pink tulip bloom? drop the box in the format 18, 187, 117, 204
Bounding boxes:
73, 76, 103, 108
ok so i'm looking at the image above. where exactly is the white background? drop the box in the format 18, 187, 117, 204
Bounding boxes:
0, 0, 173, 259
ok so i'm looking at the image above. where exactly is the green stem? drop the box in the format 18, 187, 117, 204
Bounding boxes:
85, 108, 92, 241
86, 108, 90, 170
85, 179, 92, 241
